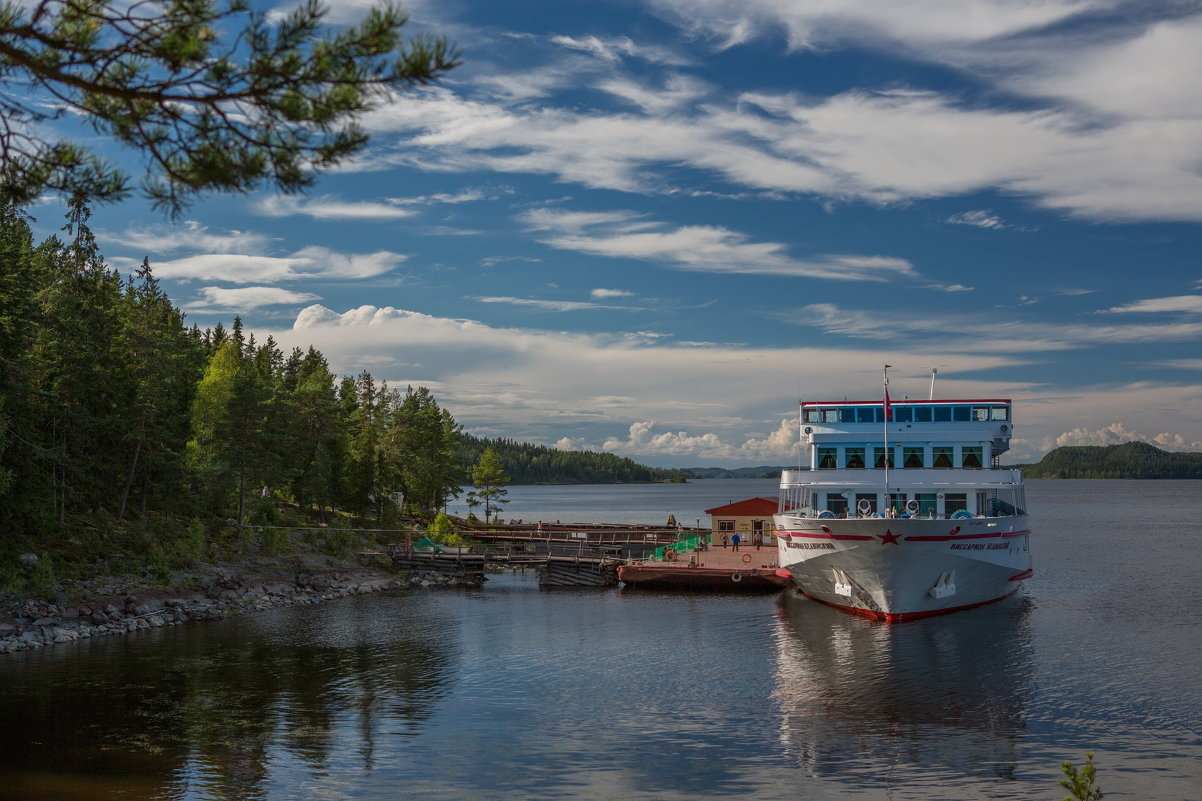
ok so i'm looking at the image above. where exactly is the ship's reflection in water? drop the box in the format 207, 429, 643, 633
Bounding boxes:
771, 592, 1034, 792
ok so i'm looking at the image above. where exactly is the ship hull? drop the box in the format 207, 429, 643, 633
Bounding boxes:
774, 514, 1032, 622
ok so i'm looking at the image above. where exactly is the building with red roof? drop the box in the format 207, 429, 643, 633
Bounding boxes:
703, 497, 781, 546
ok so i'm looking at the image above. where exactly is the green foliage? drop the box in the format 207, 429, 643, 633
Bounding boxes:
1022, 442, 1202, 479
466, 447, 510, 524
458, 434, 690, 485
1059, 753, 1103, 801
0, 0, 458, 214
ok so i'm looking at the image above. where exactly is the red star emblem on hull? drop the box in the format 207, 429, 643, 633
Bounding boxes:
878, 529, 900, 545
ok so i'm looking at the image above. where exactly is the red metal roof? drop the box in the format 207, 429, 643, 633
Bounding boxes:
704, 497, 779, 516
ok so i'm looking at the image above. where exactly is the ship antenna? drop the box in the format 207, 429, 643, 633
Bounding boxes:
883, 364, 892, 513
928, 363, 947, 400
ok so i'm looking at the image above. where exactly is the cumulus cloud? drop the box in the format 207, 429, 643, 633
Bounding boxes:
1041, 423, 1202, 453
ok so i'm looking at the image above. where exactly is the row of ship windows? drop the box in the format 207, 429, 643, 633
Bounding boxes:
803, 405, 1009, 424
816, 445, 984, 469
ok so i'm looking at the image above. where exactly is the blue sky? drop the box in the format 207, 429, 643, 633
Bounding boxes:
30, 0, 1202, 466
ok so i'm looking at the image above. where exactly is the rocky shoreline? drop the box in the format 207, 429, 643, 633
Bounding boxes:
1, 553, 481, 655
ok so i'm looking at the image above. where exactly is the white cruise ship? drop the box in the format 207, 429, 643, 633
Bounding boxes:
774, 372, 1032, 622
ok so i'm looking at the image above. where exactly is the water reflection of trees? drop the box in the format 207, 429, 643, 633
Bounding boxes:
0, 597, 455, 801
771, 593, 1034, 792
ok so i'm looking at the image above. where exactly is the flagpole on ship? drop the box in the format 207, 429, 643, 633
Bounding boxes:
883, 364, 892, 516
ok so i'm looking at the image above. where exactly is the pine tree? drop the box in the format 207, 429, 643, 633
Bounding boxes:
466, 448, 510, 525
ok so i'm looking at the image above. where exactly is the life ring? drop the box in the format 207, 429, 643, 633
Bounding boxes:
905, 499, 920, 515
664, 547, 677, 561
741, 553, 752, 563
951, 509, 973, 520
731, 572, 743, 583
857, 499, 872, 516
817, 510, 835, 519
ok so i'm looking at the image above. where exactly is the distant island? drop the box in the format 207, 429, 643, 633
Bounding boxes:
458, 434, 691, 484
1011, 442, 1202, 479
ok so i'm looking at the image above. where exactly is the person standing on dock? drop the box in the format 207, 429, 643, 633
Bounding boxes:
732, 533, 741, 552
721, 533, 728, 549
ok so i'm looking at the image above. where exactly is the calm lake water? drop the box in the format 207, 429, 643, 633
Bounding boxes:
1, 479, 1200, 800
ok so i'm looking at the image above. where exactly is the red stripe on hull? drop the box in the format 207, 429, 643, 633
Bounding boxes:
786, 531, 875, 541
796, 585, 1020, 624
1008, 568, 1034, 581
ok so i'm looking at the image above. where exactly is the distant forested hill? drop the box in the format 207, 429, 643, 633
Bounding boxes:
458, 435, 692, 484
683, 466, 787, 479
1020, 442, 1202, 479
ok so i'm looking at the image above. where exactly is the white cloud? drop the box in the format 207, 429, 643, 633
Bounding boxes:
472, 296, 649, 312
591, 288, 634, 299
343, 5, 1202, 224
1103, 296, 1202, 314
182, 286, 322, 313
104, 220, 274, 255
1041, 422, 1202, 453
256, 195, 417, 221
785, 302, 1202, 352
946, 210, 1006, 229
149, 247, 407, 284
521, 207, 918, 281
645, 0, 1095, 52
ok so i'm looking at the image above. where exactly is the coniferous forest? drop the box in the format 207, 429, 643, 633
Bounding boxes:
0, 200, 465, 576
0, 200, 694, 589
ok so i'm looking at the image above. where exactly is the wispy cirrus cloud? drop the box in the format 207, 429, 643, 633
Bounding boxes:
104, 220, 274, 255
946, 210, 1006, 229
182, 286, 322, 313
145, 247, 407, 284
1103, 295, 1202, 314
472, 295, 651, 312
520, 207, 918, 281
256, 194, 418, 221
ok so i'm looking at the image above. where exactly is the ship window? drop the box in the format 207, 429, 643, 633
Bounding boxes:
842, 406, 859, 422
962, 446, 983, 469
932, 446, 953, 468
857, 406, 880, 423
903, 446, 925, 468
823, 409, 840, 423
817, 447, 837, 469
913, 406, 932, 422
873, 447, 894, 468
973, 407, 990, 421
991, 406, 1009, 421
803, 409, 820, 423
893, 406, 913, 423
888, 493, 906, 515
825, 495, 848, 517
944, 493, 968, 516
845, 447, 865, 468
916, 493, 937, 516
933, 406, 952, 422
